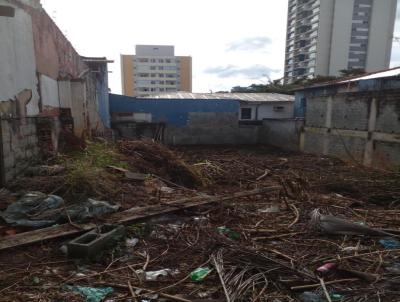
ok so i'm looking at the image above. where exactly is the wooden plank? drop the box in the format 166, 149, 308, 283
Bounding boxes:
0, 186, 280, 251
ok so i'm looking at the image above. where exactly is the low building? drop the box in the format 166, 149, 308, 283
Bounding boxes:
294, 67, 400, 169
0, 0, 112, 184
109, 92, 295, 146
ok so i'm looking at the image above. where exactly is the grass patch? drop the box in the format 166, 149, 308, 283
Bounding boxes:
58, 142, 129, 202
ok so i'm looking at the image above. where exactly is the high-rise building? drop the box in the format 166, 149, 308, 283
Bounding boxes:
121, 45, 192, 97
284, 0, 397, 83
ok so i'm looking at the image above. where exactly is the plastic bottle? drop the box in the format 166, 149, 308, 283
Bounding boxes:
316, 263, 337, 276
190, 267, 212, 282
217, 226, 240, 240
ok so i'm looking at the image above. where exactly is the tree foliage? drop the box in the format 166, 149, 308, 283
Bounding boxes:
230, 69, 367, 94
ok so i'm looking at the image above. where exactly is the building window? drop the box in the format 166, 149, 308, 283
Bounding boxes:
138, 58, 148, 63
158, 59, 164, 63
273, 106, 285, 112
240, 108, 252, 120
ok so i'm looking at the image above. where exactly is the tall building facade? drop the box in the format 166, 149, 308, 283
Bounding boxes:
121, 45, 192, 97
284, 0, 397, 83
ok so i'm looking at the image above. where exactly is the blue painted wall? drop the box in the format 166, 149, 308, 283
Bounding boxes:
109, 94, 240, 127
294, 91, 306, 118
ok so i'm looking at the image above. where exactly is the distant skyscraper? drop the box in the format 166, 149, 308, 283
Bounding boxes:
121, 45, 192, 97
284, 0, 397, 83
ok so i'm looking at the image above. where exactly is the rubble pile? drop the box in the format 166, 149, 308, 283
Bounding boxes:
0, 143, 400, 301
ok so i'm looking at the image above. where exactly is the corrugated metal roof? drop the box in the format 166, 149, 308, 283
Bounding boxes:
300, 66, 400, 90
142, 92, 294, 102
339, 67, 400, 83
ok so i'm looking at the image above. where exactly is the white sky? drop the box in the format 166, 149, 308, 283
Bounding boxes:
40, 0, 400, 94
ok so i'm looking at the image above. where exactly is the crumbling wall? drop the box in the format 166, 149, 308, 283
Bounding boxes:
0, 117, 39, 183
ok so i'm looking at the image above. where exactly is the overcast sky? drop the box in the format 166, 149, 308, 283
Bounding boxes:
40, 0, 400, 94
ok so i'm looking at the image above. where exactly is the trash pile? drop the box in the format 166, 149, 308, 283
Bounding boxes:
0, 144, 400, 301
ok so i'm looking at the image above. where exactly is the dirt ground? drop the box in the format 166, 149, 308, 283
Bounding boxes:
0, 143, 400, 302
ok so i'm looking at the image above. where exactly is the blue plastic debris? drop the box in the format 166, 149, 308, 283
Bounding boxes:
65, 285, 114, 302
379, 238, 400, 249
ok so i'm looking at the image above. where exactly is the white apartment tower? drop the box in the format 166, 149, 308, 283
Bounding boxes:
284, 0, 397, 83
121, 45, 192, 97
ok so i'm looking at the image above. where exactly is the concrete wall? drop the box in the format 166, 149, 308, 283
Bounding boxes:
366, 0, 397, 72
179, 56, 192, 92
0, 117, 39, 183
58, 80, 72, 109
40, 74, 60, 115
315, 0, 336, 76
299, 88, 400, 169
260, 119, 303, 152
71, 81, 87, 138
121, 55, 135, 97
165, 112, 259, 145
328, 0, 353, 75
0, 0, 39, 116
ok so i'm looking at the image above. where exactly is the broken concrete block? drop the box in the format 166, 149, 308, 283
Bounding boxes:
66, 225, 125, 258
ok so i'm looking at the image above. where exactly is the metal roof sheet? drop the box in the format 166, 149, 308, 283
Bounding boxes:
339, 67, 400, 83
142, 92, 294, 102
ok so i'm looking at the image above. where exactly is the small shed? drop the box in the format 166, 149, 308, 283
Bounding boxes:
109, 92, 295, 145
137, 92, 295, 122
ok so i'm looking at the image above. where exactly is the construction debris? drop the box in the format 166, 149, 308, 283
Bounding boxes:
1, 143, 400, 301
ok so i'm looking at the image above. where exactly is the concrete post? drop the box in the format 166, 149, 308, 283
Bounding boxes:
323, 96, 333, 155
363, 98, 377, 166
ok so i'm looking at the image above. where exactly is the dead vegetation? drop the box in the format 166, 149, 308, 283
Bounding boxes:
118, 140, 205, 188
1, 143, 400, 301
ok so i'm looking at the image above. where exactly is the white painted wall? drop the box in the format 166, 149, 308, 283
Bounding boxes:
239, 102, 294, 121
58, 81, 72, 108
258, 102, 294, 119
0, 1, 39, 115
40, 74, 60, 108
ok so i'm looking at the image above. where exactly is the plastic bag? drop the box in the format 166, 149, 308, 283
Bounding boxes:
1, 192, 120, 228
65, 285, 113, 302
